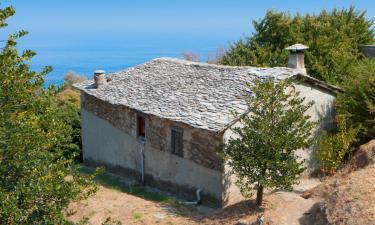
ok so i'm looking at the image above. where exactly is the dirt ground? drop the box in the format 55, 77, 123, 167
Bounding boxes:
68, 139, 375, 225
67, 172, 322, 225
303, 163, 375, 225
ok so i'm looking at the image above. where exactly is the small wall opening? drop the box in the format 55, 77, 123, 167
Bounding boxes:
137, 115, 145, 138
171, 127, 183, 157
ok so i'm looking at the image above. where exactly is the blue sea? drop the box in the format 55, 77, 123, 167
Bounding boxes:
16, 30, 246, 86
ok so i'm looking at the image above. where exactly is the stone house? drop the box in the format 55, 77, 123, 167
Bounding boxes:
74, 44, 341, 207
360, 44, 375, 58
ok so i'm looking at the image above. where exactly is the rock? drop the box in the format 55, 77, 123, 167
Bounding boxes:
349, 139, 375, 170
153, 213, 166, 220
236, 219, 250, 225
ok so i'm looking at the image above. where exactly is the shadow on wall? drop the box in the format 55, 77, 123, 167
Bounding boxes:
308, 102, 336, 173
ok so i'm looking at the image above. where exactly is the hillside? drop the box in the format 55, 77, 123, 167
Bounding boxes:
303, 140, 375, 225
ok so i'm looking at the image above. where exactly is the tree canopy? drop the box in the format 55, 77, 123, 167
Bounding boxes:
336, 59, 375, 142
0, 6, 97, 224
220, 7, 374, 85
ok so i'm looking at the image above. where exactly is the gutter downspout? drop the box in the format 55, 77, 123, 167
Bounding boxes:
140, 138, 145, 185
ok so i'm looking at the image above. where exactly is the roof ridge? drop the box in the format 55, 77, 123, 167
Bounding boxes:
151, 57, 294, 71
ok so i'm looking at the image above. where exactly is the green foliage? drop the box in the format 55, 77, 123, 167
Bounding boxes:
56, 71, 86, 107
80, 167, 178, 205
220, 7, 374, 85
0, 6, 97, 224
132, 212, 143, 220
318, 118, 359, 174
336, 59, 375, 143
56, 103, 82, 161
54, 71, 86, 162
223, 78, 315, 205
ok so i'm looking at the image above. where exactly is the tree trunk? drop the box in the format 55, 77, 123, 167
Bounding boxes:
256, 185, 264, 206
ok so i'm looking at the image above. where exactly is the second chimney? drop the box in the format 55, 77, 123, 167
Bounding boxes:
94, 70, 107, 89
285, 44, 309, 75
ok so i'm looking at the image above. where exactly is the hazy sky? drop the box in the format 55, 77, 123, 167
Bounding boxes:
3, 0, 375, 39
1, 1, 374, 84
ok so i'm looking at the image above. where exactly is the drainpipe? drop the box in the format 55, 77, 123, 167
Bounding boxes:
181, 189, 202, 205
140, 139, 145, 185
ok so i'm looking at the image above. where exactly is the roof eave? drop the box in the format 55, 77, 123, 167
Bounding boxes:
293, 73, 343, 95
218, 74, 343, 134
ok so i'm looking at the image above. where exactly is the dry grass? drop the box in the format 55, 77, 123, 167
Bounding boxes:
303, 140, 375, 225
323, 163, 375, 224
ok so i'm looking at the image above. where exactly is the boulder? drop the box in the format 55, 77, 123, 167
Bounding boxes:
349, 139, 375, 170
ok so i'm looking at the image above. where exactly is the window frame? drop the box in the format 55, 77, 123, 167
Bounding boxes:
171, 126, 184, 157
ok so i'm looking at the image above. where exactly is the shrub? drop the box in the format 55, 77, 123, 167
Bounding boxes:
336, 59, 375, 143
318, 118, 359, 174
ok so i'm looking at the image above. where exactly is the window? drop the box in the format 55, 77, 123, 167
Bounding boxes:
137, 115, 145, 138
171, 127, 183, 157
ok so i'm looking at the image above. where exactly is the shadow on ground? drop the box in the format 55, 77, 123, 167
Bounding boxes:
298, 202, 328, 225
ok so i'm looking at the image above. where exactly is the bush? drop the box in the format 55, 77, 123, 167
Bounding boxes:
318, 118, 359, 174
336, 59, 375, 143
55, 71, 86, 161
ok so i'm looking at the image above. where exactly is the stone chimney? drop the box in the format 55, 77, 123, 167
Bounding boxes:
94, 70, 107, 89
285, 44, 309, 75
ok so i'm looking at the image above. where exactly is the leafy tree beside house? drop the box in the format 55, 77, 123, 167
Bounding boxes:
223, 78, 315, 206
318, 59, 375, 173
0, 6, 97, 224
220, 7, 374, 85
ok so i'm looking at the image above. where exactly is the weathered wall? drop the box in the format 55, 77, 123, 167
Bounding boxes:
360, 45, 375, 58
295, 83, 336, 170
81, 92, 225, 205
221, 82, 336, 205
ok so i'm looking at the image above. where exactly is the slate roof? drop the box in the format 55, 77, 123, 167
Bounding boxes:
74, 58, 336, 132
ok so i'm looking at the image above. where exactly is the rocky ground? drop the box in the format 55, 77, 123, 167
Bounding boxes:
302, 140, 375, 225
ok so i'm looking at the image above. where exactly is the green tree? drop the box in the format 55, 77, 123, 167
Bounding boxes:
56, 72, 87, 162
220, 7, 374, 85
223, 78, 315, 206
336, 59, 375, 143
318, 117, 359, 174
0, 6, 97, 224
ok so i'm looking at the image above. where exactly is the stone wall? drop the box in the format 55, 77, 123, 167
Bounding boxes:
82, 92, 223, 171
81, 92, 225, 206
360, 45, 375, 58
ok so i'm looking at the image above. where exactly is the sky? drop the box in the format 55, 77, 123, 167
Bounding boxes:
1, 0, 374, 84
4, 0, 374, 36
